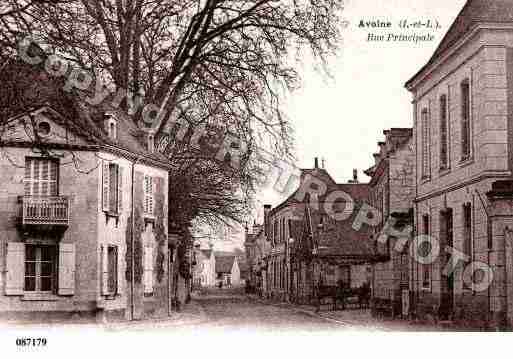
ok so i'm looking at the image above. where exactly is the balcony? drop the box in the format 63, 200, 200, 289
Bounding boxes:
21, 196, 70, 227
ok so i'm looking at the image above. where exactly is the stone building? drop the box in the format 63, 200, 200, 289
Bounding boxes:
244, 219, 270, 296
0, 59, 173, 321
405, 0, 513, 328
263, 158, 376, 303
364, 128, 415, 318
192, 244, 216, 288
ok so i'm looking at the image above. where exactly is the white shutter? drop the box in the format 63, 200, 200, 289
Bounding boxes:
102, 162, 110, 211
101, 245, 109, 295
58, 243, 75, 295
117, 166, 123, 214
143, 243, 154, 294
143, 175, 148, 214
5, 242, 25, 295
148, 176, 154, 215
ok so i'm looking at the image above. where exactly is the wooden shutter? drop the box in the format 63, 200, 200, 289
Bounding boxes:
5, 242, 25, 295
101, 245, 109, 295
143, 175, 154, 215
117, 166, 123, 214
143, 243, 154, 294
102, 162, 110, 212
58, 243, 75, 295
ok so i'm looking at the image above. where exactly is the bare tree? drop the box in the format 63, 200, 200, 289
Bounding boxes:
1, 0, 344, 230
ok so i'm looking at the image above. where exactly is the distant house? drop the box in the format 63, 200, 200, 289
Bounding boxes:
215, 254, 241, 287
193, 247, 216, 288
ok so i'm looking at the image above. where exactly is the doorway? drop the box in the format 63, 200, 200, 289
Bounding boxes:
439, 208, 454, 320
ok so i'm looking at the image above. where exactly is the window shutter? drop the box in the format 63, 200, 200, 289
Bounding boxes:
117, 166, 123, 214
143, 175, 148, 214
102, 162, 110, 211
58, 243, 75, 295
5, 242, 24, 295
101, 245, 109, 295
149, 176, 154, 215
143, 243, 154, 294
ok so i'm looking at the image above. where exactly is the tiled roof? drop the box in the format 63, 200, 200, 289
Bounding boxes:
406, 0, 513, 88
0, 58, 170, 168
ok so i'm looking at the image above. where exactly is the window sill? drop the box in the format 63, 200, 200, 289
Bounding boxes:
421, 286, 431, 292
22, 293, 60, 301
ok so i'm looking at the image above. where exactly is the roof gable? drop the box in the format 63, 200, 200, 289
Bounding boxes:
406, 0, 513, 88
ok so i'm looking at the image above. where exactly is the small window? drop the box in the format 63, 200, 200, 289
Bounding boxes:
25, 245, 57, 293
148, 134, 155, 153
108, 121, 117, 140
37, 121, 51, 137
107, 246, 118, 295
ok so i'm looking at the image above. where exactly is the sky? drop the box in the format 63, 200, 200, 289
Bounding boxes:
218, 0, 468, 250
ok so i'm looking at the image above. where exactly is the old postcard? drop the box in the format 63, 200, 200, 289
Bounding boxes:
0, 0, 511, 357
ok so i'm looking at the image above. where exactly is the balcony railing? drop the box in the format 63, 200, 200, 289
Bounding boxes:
22, 196, 70, 226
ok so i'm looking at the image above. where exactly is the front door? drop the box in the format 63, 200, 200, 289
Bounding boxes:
440, 209, 454, 320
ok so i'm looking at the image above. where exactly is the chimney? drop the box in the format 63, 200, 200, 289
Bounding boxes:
264, 205, 271, 238
314, 157, 319, 169
349, 169, 359, 183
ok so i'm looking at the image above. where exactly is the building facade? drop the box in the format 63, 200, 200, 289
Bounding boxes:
406, 0, 513, 328
365, 129, 415, 318
0, 59, 173, 321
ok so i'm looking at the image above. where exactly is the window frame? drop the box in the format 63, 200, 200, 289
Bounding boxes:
107, 245, 118, 296
24, 157, 59, 197
460, 79, 472, 161
421, 108, 430, 179
439, 94, 449, 170
24, 244, 57, 294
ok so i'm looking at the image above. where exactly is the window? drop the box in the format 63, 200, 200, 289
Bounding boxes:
143, 175, 154, 216
461, 80, 471, 159
107, 118, 117, 140
439, 95, 449, 169
107, 246, 118, 295
421, 108, 430, 178
24, 245, 57, 293
102, 162, 123, 214
24, 158, 59, 196
463, 203, 472, 258
147, 134, 155, 153
421, 215, 431, 289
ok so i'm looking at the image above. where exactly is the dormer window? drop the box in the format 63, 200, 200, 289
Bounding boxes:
147, 134, 155, 153
104, 114, 117, 140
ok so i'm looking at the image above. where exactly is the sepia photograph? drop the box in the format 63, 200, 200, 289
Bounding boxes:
0, 0, 512, 357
